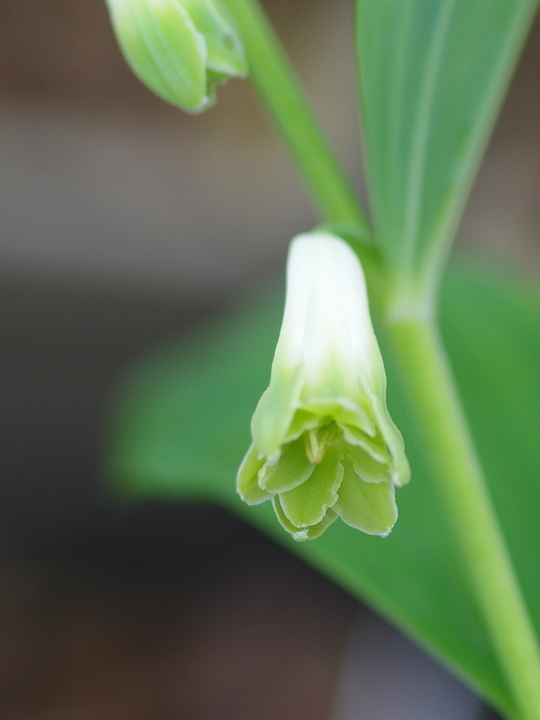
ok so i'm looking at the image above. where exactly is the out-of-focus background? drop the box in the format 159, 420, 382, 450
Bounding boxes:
0, 1, 538, 718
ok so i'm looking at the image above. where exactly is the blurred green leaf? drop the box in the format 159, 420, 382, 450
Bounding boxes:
356, 0, 538, 291
104, 259, 540, 716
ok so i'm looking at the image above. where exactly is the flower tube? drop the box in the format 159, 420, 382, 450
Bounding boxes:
237, 231, 409, 541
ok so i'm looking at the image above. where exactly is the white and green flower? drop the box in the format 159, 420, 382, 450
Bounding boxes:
237, 231, 409, 541
105, 0, 247, 112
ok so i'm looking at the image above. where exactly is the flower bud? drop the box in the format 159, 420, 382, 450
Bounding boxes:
237, 232, 409, 541
105, 0, 248, 112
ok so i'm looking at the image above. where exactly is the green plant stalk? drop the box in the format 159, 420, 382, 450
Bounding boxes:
221, 0, 370, 236
386, 314, 540, 720
218, 0, 540, 713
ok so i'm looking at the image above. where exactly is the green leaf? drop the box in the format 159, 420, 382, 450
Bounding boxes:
356, 0, 538, 292
103, 259, 540, 717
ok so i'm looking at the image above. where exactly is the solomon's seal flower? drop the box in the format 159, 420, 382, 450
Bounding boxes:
237, 231, 409, 541
105, 0, 248, 112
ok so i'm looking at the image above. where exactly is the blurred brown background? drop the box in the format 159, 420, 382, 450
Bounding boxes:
0, 1, 538, 718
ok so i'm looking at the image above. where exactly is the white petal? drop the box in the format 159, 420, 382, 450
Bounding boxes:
276, 233, 384, 400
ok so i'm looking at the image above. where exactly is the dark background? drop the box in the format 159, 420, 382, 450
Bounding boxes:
0, 1, 538, 717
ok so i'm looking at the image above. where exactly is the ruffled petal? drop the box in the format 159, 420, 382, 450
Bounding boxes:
279, 448, 344, 528
335, 461, 398, 536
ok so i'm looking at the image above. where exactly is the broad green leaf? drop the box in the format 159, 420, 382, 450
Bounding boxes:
103, 259, 540, 717
356, 0, 538, 292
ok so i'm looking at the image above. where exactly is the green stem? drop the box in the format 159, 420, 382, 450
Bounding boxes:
222, 0, 370, 235
387, 314, 540, 720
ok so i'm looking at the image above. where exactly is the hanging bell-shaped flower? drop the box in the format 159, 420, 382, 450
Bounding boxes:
105, 0, 248, 112
237, 231, 410, 541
